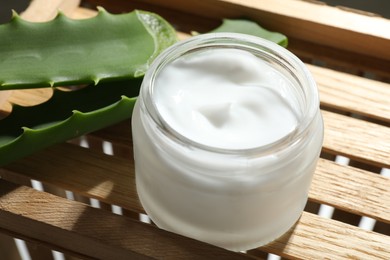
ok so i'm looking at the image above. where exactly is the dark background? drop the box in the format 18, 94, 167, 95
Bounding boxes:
321, 0, 390, 18
0, 0, 29, 23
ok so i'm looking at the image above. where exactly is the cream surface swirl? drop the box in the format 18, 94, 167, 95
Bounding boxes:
154, 49, 299, 149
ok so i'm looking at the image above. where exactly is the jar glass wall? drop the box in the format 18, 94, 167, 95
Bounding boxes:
132, 33, 324, 251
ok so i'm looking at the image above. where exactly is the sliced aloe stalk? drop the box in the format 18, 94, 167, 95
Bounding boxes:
0, 8, 177, 165
0, 8, 177, 90
0, 11, 289, 166
0, 79, 141, 166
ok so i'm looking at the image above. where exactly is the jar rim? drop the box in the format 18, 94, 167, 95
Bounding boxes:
141, 32, 319, 156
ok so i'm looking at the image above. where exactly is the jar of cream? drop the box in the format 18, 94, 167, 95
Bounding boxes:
132, 33, 323, 251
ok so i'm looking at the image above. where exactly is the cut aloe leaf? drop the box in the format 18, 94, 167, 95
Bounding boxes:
0, 8, 177, 165
210, 19, 288, 47
0, 10, 289, 166
0, 8, 177, 90
0, 79, 141, 166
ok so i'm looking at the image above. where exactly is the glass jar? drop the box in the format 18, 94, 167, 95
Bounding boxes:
132, 33, 323, 251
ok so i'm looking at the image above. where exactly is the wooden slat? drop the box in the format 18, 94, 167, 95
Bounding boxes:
0, 91, 11, 107
322, 110, 390, 168
1, 142, 143, 214
0, 180, 253, 260
2, 140, 389, 226
310, 159, 390, 223
261, 212, 390, 260
289, 37, 390, 80
309, 64, 390, 123
68, 6, 98, 19
6, 88, 53, 108
20, 0, 81, 22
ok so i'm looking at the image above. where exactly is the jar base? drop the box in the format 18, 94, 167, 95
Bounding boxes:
136, 179, 303, 252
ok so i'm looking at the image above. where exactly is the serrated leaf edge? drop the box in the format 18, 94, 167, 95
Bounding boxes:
0, 95, 136, 166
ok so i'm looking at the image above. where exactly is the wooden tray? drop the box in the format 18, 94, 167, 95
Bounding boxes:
1, 0, 389, 259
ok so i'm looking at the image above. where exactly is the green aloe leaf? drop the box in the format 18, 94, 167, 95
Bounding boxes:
0, 9, 177, 165
0, 79, 141, 166
0, 8, 177, 90
0, 11, 288, 166
209, 18, 288, 47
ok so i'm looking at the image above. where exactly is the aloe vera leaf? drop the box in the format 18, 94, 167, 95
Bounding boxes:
0, 78, 142, 166
0, 12, 289, 166
0, 8, 177, 90
209, 19, 288, 47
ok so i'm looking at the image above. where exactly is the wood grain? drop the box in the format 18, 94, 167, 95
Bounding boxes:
0, 180, 254, 260
261, 212, 390, 259
20, 0, 81, 22
1, 142, 143, 213
309, 64, 390, 123
322, 110, 390, 167
6, 88, 53, 108
310, 159, 390, 223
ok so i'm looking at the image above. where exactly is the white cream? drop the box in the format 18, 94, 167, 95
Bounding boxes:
154, 49, 299, 149
132, 33, 323, 251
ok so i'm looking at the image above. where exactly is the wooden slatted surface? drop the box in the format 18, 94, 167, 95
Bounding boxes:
0, 180, 253, 260
0, 0, 389, 259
